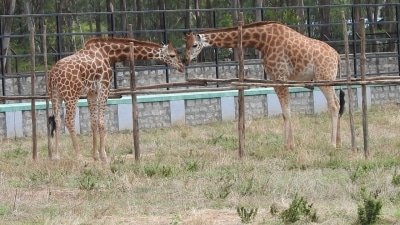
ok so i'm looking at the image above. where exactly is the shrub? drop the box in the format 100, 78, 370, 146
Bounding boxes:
236, 205, 258, 224
280, 194, 318, 224
78, 168, 100, 190
392, 169, 400, 186
357, 188, 382, 225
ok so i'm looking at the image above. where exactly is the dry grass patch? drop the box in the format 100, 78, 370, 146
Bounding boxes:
1, 105, 400, 224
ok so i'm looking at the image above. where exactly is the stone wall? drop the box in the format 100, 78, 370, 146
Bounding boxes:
0, 52, 399, 139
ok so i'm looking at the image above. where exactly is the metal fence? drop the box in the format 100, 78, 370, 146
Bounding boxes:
1, 3, 400, 97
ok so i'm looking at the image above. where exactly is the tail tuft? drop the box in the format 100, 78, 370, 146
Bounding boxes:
339, 89, 345, 117
48, 115, 56, 137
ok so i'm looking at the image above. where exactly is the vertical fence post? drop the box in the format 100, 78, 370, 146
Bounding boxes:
351, 6, 358, 77
161, 10, 169, 86
213, 10, 219, 87
396, 5, 400, 75
129, 42, 140, 161
360, 18, 369, 158
237, 12, 245, 159
30, 28, 38, 161
43, 24, 51, 159
0, 17, 5, 103
341, 11, 356, 152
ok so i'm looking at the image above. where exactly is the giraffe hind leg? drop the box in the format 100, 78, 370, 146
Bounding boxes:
49, 97, 62, 160
87, 91, 100, 161
319, 86, 340, 148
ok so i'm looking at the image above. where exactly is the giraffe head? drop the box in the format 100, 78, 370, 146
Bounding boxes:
183, 32, 210, 65
159, 42, 184, 72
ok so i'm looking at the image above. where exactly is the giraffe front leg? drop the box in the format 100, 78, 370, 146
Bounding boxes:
97, 86, 109, 163
274, 86, 294, 150
87, 91, 99, 161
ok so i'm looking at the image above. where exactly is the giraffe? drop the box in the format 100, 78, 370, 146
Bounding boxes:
183, 21, 345, 150
48, 37, 184, 162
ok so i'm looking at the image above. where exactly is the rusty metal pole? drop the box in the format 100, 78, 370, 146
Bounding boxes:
30, 28, 38, 161
43, 24, 51, 159
341, 11, 356, 152
237, 12, 245, 158
359, 18, 369, 158
129, 42, 140, 160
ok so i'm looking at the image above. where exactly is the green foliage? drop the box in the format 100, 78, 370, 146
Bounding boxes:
392, 169, 400, 186
184, 159, 200, 172
239, 176, 257, 196
280, 194, 318, 224
78, 168, 101, 191
208, 134, 237, 151
143, 163, 175, 178
357, 188, 382, 225
3, 144, 29, 160
204, 169, 236, 200
0, 204, 11, 216
350, 164, 373, 183
236, 205, 258, 224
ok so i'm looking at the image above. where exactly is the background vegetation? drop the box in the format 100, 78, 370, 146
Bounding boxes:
0, 0, 398, 74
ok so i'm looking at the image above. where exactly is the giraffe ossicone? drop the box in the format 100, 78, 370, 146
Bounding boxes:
184, 21, 344, 149
47, 37, 184, 162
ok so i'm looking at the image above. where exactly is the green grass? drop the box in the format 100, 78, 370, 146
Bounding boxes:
1, 105, 400, 224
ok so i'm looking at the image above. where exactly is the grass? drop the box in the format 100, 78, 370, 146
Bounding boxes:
1, 105, 400, 224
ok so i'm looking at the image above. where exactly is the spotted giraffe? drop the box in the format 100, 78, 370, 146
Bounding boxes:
184, 21, 344, 150
48, 37, 184, 162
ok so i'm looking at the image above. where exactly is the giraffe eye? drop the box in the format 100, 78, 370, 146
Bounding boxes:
192, 44, 198, 48
170, 54, 176, 58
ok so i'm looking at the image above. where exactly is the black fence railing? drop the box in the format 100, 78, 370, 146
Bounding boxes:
0, 4, 399, 96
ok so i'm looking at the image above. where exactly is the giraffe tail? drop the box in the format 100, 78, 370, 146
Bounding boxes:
339, 89, 345, 117
48, 115, 56, 137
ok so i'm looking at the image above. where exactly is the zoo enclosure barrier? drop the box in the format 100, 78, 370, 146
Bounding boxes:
1, 3, 400, 100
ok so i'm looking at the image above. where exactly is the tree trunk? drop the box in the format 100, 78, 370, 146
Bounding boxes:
2, 0, 16, 71
318, 0, 331, 41
382, 0, 396, 51
353, 0, 362, 38
135, 0, 143, 38
365, 0, 379, 52
120, 0, 127, 33
184, 0, 190, 30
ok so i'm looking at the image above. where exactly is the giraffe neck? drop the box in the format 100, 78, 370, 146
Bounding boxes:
86, 41, 162, 64
200, 22, 285, 50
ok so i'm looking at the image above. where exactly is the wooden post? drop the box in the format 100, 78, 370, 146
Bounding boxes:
43, 25, 51, 159
30, 28, 37, 161
341, 11, 356, 152
359, 18, 369, 158
129, 42, 140, 160
237, 12, 245, 158
127, 24, 133, 38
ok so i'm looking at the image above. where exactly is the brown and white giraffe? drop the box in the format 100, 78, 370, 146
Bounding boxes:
184, 21, 344, 150
48, 37, 184, 162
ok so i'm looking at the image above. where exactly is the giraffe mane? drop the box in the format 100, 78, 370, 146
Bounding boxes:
84, 37, 162, 48
197, 21, 282, 34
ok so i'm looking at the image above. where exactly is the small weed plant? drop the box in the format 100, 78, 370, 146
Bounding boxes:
280, 194, 318, 224
236, 205, 258, 224
392, 169, 400, 186
357, 188, 382, 225
79, 168, 100, 191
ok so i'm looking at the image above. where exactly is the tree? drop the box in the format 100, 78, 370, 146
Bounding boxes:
1, 0, 16, 72
319, 0, 331, 41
